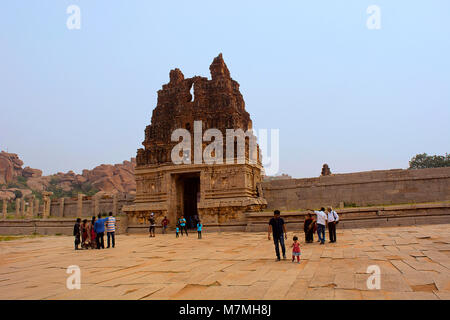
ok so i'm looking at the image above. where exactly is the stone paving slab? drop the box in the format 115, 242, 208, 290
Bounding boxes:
0, 224, 449, 300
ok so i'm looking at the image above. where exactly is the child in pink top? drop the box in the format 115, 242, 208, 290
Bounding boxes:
292, 236, 301, 263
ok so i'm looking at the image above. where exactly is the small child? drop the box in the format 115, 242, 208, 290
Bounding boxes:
291, 236, 301, 263
197, 220, 203, 239
176, 223, 180, 238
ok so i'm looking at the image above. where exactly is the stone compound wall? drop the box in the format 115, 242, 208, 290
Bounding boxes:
261, 167, 450, 210
0, 217, 127, 236
48, 194, 134, 218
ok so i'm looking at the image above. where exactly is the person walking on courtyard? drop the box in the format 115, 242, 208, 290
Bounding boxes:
106, 212, 116, 248
81, 219, 89, 249
94, 213, 107, 249
197, 220, 203, 239
303, 213, 315, 243
179, 215, 188, 236
149, 213, 156, 237
176, 223, 180, 238
73, 218, 81, 250
268, 210, 287, 261
291, 236, 301, 263
314, 207, 327, 245
161, 216, 169, 234
89, 216, 96, 249
326, 207, 339, 243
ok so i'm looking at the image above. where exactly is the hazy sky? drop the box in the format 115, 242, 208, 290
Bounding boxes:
1, 1, 449, 178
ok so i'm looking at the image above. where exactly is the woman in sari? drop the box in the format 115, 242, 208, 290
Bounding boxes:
89, 216, 96, 249
80, 219, 89, 249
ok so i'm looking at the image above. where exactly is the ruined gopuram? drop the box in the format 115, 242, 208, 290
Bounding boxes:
123, 54, 267, 228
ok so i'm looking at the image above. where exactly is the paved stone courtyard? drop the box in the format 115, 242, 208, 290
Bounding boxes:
0, 224, 449, 300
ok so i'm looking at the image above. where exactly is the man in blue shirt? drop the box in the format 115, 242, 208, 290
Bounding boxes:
178, 215, 188, 236
94, 213, 108, 249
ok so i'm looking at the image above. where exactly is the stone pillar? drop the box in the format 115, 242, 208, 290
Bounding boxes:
34, 198, 39, 216
21, 198, 26, 217
42, 196, 49, 219
59, 198, 65, 217
2, 200, 7, 219
42, 192, 53, 219
28, 196, 34, 218
77, 193, 83, 217
94, 193, 100, 216
15, 198, 20, 217
113, 193, 118, 215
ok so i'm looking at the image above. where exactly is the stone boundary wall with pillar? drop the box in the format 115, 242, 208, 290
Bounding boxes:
49, 194, 134, 218
261, 167, 450, 210
245, 202, 450, 232
0, 217, 127, 236
0, 194, 134, 220
1, 202, 449, 235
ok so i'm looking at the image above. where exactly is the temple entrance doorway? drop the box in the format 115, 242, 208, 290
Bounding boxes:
173, 172, 200, 229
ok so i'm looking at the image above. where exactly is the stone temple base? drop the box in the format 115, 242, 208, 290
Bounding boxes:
122, 162, 267, 228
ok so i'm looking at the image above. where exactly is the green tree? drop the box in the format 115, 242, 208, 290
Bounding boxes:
409, 153, 450, 169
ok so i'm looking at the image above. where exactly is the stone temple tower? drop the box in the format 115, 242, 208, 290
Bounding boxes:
123, 54, 267, 230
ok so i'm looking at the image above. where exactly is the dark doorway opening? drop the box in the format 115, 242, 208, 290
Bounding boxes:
175, 173, 200, 229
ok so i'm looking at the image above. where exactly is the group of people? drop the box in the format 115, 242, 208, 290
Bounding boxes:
73, 212, 116, 250
149, 214, 203, 239
268, 207, 340, 262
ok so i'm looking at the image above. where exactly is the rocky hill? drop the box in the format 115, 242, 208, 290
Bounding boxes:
0, 151, 136, 200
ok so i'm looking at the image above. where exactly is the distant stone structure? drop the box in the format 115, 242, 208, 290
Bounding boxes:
124, 54, 267, 227
321, 164, 331, 176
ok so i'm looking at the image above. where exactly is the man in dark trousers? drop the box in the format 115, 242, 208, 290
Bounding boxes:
94, 213, 107, 249
73, 218, 81, 250
268, 210, 287, 261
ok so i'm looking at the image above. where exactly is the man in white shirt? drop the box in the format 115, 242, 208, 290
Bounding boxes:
326, 207, 339, 243
314, 207, 327, 245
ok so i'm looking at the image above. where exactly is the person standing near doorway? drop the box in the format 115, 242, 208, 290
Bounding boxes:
268, 210, 287, 261
161, 216, 169, 234
149, 213, 156, 237
197, 220, 203, 239
179, 215, 188, 236
326, 207, 339, 243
